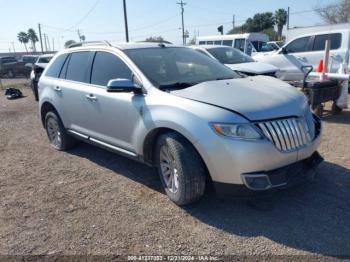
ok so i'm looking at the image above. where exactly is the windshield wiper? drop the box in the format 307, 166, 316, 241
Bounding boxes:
215, 76, 235, 80
159, 82, 195, 90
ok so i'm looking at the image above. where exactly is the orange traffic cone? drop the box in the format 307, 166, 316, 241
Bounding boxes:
317, 59, 324, 73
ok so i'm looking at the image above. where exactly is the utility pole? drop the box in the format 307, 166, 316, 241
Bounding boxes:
38, 23, 44, 54
287, 7, 290, 30
123, 0, 129, 42
47, 34, 51, 51
77, 29, 82, 42
52, 37, 55, 52
232, 14, 235, 30
11, 42, 16, 53
43, 33, 48, 52
177, 0, 186, 45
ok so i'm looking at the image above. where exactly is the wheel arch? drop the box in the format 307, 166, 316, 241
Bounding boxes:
40, 102, 59, 128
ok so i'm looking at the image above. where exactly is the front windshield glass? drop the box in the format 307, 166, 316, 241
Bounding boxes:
206, 47, 254, 64
124, 47, 239, 89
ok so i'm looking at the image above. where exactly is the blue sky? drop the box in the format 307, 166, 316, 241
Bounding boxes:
1, 0, 334, 52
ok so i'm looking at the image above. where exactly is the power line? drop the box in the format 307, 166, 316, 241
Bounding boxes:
64, 0, 102, 31
177, 0, 186, 45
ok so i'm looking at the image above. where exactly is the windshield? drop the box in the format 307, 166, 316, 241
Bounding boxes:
124, 47, 239, 89
206, 47, 254, 64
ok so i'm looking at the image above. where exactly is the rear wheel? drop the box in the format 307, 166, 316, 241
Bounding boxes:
45, 111, 76, 151
156, 133, 206, 205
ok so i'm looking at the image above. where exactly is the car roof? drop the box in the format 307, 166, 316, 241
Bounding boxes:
38, 54, 54, 58
64, 42, 183, 52
191, 45, 231, 49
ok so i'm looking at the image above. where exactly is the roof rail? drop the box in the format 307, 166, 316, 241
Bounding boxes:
68, 41, 112, 48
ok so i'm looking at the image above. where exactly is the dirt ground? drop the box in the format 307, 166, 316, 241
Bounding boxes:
0, 87, 349, 258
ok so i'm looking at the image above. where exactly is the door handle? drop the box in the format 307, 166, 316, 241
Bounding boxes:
85, 94, 98, 101
53, 86, 62, 92
297, 56, 307, 61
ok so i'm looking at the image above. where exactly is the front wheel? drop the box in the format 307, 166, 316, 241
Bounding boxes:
156, 133, 206, 205
45, 111, 76, 151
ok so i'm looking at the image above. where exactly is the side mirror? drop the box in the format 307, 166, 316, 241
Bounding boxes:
107, 78, 142, 93
281, 47, 288, 54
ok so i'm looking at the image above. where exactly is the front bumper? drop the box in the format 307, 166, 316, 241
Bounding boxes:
213, 151, 323, 197
194, 114, 322, 187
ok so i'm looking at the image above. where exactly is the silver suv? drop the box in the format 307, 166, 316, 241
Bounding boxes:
39, 42, 323, 205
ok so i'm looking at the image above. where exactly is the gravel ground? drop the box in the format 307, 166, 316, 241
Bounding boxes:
0, 87, 349, 258
0, 78, 28, 88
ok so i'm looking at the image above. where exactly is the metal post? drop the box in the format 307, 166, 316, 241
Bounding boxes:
38, 23, 44, 54
324, 39, 331, 73
123, 0, 129, 42
287, 7, 290, 30
177, 0, 186, 45
43, 33, 48, 52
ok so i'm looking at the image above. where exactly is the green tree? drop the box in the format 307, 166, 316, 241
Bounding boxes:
227, 12, 275, 34
17, 31, 29, 53
316, 0, 350, 24
145, 36, 165, 42
274, 9, 287, 41
27, 28, 39, 52
64, 40, 76, 48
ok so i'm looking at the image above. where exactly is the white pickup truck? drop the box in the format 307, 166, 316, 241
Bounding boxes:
255, 24, 350, 81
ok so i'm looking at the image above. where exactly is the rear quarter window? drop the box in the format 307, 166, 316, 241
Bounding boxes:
45, 54, 68, 78
312, 33, 342, 51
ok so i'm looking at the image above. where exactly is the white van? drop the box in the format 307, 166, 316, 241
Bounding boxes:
256, 25, 350, 81
197, 33, 269, 56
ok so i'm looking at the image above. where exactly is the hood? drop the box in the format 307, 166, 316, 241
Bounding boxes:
171, 76, 308, 121
225, 62, 278, 75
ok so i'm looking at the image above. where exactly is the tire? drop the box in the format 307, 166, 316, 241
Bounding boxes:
32, 81, 39, 101
44, 111, 76, 151
156, 132, 206, 205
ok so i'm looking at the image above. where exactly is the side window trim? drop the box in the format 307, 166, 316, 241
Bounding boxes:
58, 54, 71, 79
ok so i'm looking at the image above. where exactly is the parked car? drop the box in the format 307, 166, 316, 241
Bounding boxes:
38, 42, 323, 205
197, 33, 269, 56
30, 54, 54, 101
191, 45, 279, 77
0, 56, 30, 78
21, 55, 39, 65
255, 29, 349, 81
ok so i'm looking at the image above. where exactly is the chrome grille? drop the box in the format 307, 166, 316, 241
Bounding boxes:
257, 117, 314, 152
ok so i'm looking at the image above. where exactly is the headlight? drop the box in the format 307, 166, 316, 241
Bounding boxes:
212, 123, 262, 140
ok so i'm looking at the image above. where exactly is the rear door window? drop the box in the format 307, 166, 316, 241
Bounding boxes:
45, 54, 68, 78
222, 40, 233, 47
285, 36, 311, 53
234, 39, 245, 52
91, 52, 132, 86
66, 52, 91, 83
312, 33, 342, 51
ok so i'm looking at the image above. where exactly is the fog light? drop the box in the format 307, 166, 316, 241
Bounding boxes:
241, 174, 271, 190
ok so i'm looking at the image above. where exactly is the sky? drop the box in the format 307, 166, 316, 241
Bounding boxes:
0, 0, 336, 52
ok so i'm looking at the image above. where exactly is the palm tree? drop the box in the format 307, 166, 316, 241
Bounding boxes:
17, 32, 29, 53
274, 9, 288, 41
27, 28, 39, 52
